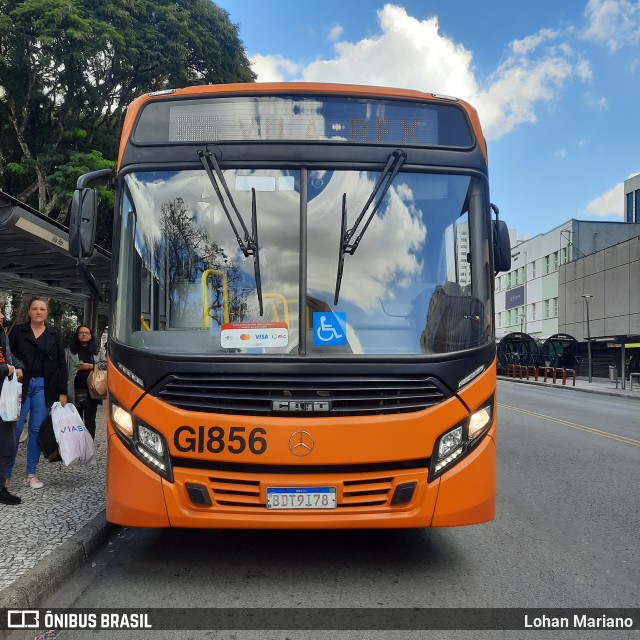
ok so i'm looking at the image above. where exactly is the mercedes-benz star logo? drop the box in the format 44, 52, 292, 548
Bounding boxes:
288, 430, 314, 456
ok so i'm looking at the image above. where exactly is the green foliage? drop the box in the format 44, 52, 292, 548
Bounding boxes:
0, 0, 255, 247
6, 163, 27, 175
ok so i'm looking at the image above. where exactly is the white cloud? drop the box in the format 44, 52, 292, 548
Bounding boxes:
584, 92, 609, 110
250, 54, 299, 83
554, 148, 567, 158
250, 5, 590, 141
476, 52, 575, 139
510, 28, 560, 55
576, 58, 593, 81
585, 175, 638, 217
329, 24, 344, 41
301, 7, 479, 103
583, 0, 640, 51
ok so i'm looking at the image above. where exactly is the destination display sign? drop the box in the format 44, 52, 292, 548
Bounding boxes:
133, 95, 473, 148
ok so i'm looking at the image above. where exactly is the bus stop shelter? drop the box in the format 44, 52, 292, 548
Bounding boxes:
0, 189, 110, 327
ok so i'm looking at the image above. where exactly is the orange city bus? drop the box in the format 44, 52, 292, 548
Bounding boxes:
70, 83, 511, 529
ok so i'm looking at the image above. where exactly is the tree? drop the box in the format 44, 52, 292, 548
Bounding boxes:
0, 0, 255, 244
151, 197, 246, 326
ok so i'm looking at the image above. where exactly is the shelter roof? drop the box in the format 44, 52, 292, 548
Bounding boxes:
0, 189, 110, 314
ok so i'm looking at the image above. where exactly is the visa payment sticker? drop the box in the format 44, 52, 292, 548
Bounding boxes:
220, 322, 288, 348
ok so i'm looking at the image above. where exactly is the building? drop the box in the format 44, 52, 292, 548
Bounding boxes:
558, 234, 640, 378
495, 219, 640, 342
625, 174, 640, 224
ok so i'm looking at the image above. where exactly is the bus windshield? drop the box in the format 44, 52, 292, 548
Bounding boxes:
113, 167, 492, 356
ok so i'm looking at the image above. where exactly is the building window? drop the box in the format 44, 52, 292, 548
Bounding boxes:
532, 303, 536, 321
553, 251, 559, 271
628, 191, 635, 223
531, 260, 536, 278
545, 255, 551, 274
545, 299, 550, 319
561, 247, 567, 265
553, 298, 558, 317
635, 190, 640, 224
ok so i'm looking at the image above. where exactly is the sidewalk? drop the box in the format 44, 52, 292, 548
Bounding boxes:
1, 376, 639, 612
0, 405, 115, 611
498, 370, 640, 400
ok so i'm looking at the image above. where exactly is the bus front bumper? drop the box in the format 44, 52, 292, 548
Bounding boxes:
105, 430, 496, 529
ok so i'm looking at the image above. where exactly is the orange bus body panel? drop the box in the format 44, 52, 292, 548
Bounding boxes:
431, 433, 496, 527
106, 430, 170, 527
135, 396, 469, 466
105, 366, 496, 528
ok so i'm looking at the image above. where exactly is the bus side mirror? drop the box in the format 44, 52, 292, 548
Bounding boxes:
69, 168, 112, 259
493, 219, 511, 273
70, 188, 98, 258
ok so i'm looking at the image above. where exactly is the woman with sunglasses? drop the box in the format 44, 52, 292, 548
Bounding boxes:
65, 326, 106, 439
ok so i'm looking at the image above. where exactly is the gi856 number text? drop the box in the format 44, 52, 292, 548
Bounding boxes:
174, 426, 267, 455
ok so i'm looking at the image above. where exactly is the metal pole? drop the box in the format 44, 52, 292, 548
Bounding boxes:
586, 301, 592, 383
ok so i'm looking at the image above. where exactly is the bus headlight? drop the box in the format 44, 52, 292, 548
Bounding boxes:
430, 399, 494, 481
468, 406, 492, 441
109, 397, 173, 482
111, 403, 134, 438
438, 426, 463, 458
138, 424, 164, 457
134, 424, 172, 481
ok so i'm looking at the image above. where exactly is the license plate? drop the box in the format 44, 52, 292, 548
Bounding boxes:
266, 487, 337, 510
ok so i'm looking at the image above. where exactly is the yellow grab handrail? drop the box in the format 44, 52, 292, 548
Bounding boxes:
263, 292, 290, 327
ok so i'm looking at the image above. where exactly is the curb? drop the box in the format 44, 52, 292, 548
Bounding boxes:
0, 510, 116, 615
497, 376, 640, 401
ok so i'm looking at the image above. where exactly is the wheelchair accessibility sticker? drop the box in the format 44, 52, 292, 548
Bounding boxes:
313, 312, 347, 346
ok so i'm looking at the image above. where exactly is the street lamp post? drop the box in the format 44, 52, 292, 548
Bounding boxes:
520, 313, 525, 334
582, 294, 593, 383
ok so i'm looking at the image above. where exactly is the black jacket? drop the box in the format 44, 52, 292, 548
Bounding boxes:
9, 322, 67, 409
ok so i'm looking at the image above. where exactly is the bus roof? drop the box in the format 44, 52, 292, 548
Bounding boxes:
118, 82, 487, 167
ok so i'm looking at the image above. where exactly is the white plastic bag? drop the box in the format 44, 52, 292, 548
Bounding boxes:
0, 374, 22, 422
50, 402, 95, 466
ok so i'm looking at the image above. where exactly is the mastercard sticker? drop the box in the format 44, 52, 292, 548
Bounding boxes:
220, 322, 289, 348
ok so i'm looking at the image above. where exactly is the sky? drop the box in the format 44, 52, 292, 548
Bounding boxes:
215, 0, 640, 240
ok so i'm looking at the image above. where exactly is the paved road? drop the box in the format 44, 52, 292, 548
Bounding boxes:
11, 381, 635, 640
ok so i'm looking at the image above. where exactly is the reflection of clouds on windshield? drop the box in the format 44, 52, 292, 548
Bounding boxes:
127, 168, 436, 315
307, 171, 427, 311
126, 170, 301, 303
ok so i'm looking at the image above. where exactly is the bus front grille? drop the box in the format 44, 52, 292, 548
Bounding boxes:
202, 471, 404, 510
155, 374, 449, 416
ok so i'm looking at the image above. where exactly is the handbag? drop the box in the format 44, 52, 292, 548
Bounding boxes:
74, 388, 92, 410
87, 366, 107, 400
50, 402, 95, 466
37, 414, 62, 462
0, 374, 22, 422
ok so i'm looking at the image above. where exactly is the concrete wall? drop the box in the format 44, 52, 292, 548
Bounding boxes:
572, 221, 640, 257
559, 235, 640, 340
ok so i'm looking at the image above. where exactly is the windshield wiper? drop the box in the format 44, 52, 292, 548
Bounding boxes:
198, 148, 263, 315
334, 149, 407, 304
